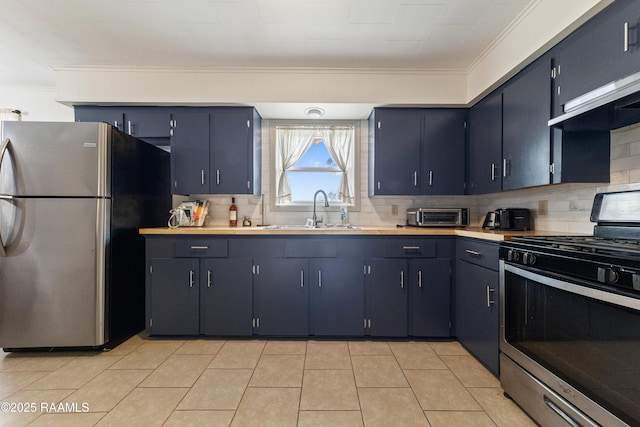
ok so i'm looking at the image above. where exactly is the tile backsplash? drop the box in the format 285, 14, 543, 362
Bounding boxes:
177, 121, 640, 234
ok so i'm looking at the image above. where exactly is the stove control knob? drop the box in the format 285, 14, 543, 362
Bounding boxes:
507, 249, 520, 262
597, 267, 619, 284
523, 252, 537, 266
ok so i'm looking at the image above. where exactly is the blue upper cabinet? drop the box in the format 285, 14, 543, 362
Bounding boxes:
502, 57, 553, 191
171, 107, 261, 196
75, 106, 171, 145
369, 108, 466, 196
369, 108, 423, 196
552, 0, 640, 118
421, 109, 466, 195
468, 92, 502, 195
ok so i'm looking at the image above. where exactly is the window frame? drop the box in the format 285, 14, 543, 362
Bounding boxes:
269, 119, 361, 213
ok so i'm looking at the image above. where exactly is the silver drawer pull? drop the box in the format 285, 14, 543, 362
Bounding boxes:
190, 245, 209, 250
402, 246, 420, 250
465, 249, 482, 256
189, 270, 194, 288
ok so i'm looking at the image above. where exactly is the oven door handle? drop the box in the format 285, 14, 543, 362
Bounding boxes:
505, 263, 640, 311
543, 396, 582, 427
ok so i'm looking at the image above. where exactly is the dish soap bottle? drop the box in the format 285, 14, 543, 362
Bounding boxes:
229, 197, 238, 227
340, 203, 349, 225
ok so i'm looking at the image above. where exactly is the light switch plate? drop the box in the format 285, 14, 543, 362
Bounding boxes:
391, 205, 398, 216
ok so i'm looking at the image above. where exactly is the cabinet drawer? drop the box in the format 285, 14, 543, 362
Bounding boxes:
384, 239, 436, 258
456, 239, 499, 271
174, 239, 228, 257
285, 238, 338, 258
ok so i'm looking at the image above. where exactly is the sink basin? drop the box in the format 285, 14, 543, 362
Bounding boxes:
263, 224, 360, 231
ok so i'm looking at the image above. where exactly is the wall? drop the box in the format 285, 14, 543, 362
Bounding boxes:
0, 87, 74, 122
195, 122, 640, 233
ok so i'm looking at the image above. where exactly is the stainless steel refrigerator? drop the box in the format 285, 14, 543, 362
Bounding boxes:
0, 121, 170, 350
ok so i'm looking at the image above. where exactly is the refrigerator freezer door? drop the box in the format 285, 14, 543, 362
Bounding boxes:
0, 197, 109, 348
0, 121, 110, 197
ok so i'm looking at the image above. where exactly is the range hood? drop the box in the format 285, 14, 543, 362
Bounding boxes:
549, 70, 640, 131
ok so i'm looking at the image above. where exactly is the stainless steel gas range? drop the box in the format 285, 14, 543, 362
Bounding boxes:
500, 190, 640, 427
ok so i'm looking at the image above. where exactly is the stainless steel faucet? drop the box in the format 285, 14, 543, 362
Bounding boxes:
312, 190, 329, 228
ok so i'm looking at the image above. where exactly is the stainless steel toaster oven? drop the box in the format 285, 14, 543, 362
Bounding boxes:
406, 208, 469, 227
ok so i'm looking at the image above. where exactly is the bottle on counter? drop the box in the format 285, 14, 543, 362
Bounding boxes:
340, 203, 349, 225
229, 197, 238, 227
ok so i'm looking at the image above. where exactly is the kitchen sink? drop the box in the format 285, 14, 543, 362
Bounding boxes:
263, 224, 360, 231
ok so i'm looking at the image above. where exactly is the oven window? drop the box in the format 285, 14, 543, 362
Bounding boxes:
504, 271, 640, 426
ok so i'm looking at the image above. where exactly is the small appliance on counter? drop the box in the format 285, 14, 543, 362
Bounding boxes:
406, 208, 469, 227
483, 208, 531, 230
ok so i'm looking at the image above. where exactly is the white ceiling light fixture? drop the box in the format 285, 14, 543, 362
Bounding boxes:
304, 107, 325, 119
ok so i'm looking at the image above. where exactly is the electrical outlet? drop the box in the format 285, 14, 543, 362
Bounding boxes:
538, 200, 548, 215
391, 205, 398, 216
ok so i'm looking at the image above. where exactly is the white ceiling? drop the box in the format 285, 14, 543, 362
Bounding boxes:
0, 0, 534, 89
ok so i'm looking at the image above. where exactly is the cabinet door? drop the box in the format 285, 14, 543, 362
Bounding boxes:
410, 259, 451, 337
149, 258, 199, 335
502, 57, 551, 191
367, 259, 408, 337
554, 0, 640, 113
200, 258, 253, 336
254, 258, 308, 336
309, 258, 365, 336
371, 109, 422, 195
455, 260, 499, 375
469, 93, 502, 194
422, 110, 466, 195
171, 111, 210, 195
124, 108, 171, 138
211, 108, 252, 194
75, 106, 125, 132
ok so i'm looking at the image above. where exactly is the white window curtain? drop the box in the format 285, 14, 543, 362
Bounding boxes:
275, 128, 316, 203
321, 128, 355, 204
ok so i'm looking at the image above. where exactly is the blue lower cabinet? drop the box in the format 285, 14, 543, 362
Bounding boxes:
253, 258, 309, 336
409, 258, 451, 337
200, 258, 253, 336
309, 258, 366, 336
366, 258, 408, 337
145, 236, 456, 338
149, 258, 200, 336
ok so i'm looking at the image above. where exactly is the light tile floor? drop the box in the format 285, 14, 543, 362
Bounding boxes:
0, 334, 536, 426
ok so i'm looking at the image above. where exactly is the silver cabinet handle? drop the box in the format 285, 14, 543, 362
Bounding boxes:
413, 171, 418, 187
465, 249, 482, 256
127, 120, 133, 135
503, 158, 508, 177
418, 270, 422, 288
486, 286, 495, 307
190, 245, 209, 250
491, 163, 496, 181
300, 271, 304, 288
400, 271, 404, 289
624, 22, 630, 52
428, 170, 433, 186
114, 120, 119, 129
318, 270, 322, 288
403, 246, 420, 250
189, 270, 194, 288
207, 270, 212, 288
201, 170, 206, 185
216, 170, 221, 185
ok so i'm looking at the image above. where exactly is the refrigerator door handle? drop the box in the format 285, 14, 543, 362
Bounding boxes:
0, 194, 15, 257
0, 139, 13, 257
